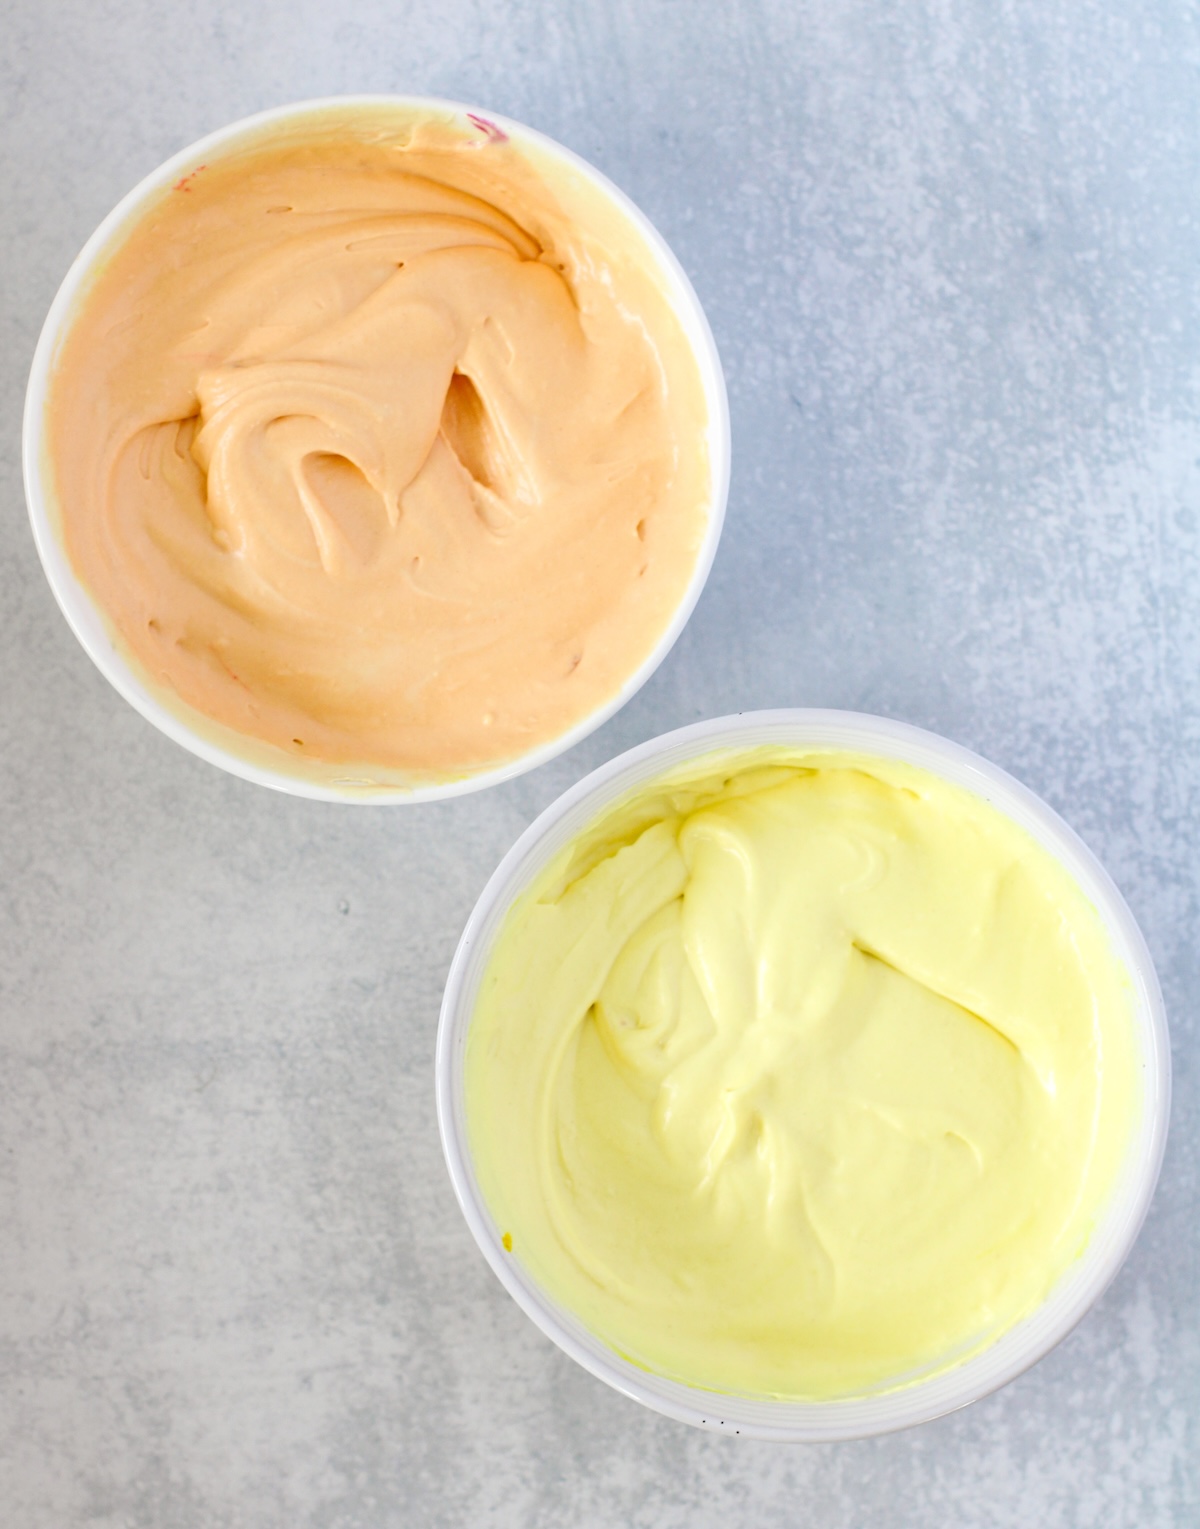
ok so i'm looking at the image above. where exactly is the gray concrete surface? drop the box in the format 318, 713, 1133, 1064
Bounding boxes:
2, 1, 1198, 1524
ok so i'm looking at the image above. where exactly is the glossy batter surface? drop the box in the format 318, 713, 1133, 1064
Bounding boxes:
466, 748, 1138, 1398
44, 108, 710, 777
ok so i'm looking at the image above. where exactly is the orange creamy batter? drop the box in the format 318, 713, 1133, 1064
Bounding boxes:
44, 107, 711, 778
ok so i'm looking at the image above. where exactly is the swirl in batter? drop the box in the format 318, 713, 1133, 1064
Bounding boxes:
466, 748, 1138, 1398
45, 109, 710, 777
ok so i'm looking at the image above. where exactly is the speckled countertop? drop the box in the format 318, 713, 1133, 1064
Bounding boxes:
2, 3, 1197, 1525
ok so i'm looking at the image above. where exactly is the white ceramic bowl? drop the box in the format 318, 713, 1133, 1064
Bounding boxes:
23, 96, 729, 802
437, 709, 1171, 1440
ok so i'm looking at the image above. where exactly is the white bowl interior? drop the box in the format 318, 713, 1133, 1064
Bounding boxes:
23, 95, 730, 803
436, 709, 1171, 1440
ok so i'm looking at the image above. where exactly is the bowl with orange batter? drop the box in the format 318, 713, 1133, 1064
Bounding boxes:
24, 97, 728, 799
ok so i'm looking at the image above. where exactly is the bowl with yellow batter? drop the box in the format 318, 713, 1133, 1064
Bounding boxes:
24, 98, 728, 799
437, 710, 1169, 1438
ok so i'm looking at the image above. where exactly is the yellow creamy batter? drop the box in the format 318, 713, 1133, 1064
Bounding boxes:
466, 747, 1138, 1398
44, 106, 710, 778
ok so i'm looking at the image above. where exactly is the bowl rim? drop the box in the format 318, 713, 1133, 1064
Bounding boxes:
435, 708, 1172, 1440
22, 93, 731, 803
